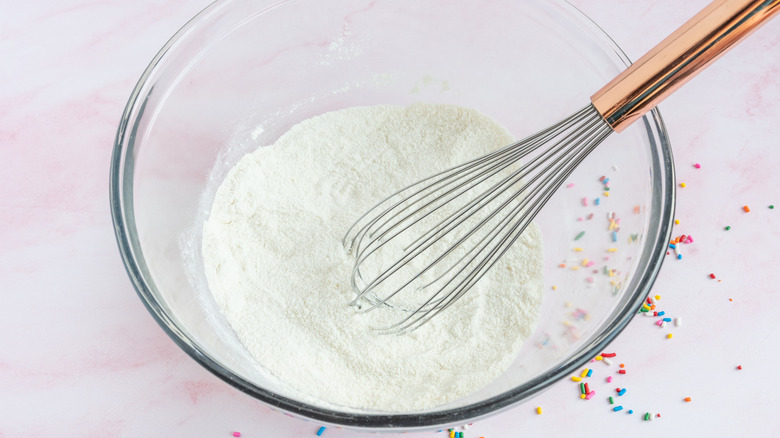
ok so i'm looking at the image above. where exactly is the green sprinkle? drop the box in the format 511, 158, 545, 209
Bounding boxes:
644, 413, 651, 421
770, 205, 775, 209
725, 226, 731, 230
575, 231, 586, 241
609, 396, 614, 404
580, 382, 586, 394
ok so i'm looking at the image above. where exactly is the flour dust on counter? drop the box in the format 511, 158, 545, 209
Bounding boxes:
202, 103, 544, 411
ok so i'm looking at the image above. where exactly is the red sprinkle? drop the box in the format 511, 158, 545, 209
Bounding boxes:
585, 383, 590, 394
709, 273, 716, 279
618, 370, 627, 374
601, 353, 617, 358
737, 365, 743, 370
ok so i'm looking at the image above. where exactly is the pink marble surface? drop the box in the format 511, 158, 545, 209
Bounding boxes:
2, 0, 779, 436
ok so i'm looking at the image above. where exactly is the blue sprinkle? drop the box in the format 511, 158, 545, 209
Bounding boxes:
663, 317, 672, 322
595, 198, 601, 206
628, 409, 634, 414
618, 388, 627, 396
613, 405, 624, 412
587, 368, 593, 377
317, 426, 326, 436
677, 254, 682, 259
603, 178, 610, 184
657, 311, 665, 316
669, 243, 676, 249
611, 231, 618, 242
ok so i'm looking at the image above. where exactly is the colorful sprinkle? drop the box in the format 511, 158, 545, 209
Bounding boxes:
666, 333, 673, 339
595, 198, 601, 206
694, 163, 701, 168
317, 426, 327, 436
674, 219, 680, 224
582, 197, 589, 206
770, 205, 775, 209
536, 406, 543, 415
232, 433, 241, 438
644, 412, 652, 421
571, 376, 582, 382
609, 396, 614, 404
680, 182, 686, 188
628, 410, 634, 414
601, 353, 617, 358
618, 369, 626, 374
674, 317, 682, 327
684, 397, 692, 402
618, 388, 627, 396
587, 369, 593, 377
743, 205, 750, 212
613, 406, 623, 412
737, 365, 743, 370
575, 231, 586, 240
725, 225, 731, 230
709, 273, 716, 279
585, 391, 595, 400
606, 376, 613, 383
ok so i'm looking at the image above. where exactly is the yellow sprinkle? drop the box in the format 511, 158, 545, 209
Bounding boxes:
655, 295, 661, 301
666, 333, 673, 339
580, 393, 587, 399
536, 406, 543, 415
595, 355, 603, 361
674, 219, 680, 225
609, 270, 616, 277
603, 192, 610, 197
680, 182, 687, 188
642, 304, 651, 310
552, 285, 557, 290
609, 221, 618, 231
580, 368, 590, 378
571, 376, 582, 382
607, 248, 618, 252
581, 258, 589, 266
571, 266, 580, 271
573, 247, 584, 252
450, 431, 455, 438
610, 280, 617, 286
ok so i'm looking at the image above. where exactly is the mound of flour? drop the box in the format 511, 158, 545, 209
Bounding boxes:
202, 103, 544, 411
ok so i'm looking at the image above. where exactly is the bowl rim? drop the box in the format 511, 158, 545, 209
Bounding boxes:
109, 0, 675, 429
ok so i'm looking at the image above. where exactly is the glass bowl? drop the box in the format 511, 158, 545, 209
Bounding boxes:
110, 0, 674, 430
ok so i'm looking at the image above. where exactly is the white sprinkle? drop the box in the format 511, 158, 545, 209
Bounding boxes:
660, 321, 666, 329
674, 317, 682, 327
462, 424, 470, 430
643, 311, 655, 317
602, 358, 613, 366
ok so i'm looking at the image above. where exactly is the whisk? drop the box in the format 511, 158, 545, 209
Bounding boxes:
343, 0, 779, 333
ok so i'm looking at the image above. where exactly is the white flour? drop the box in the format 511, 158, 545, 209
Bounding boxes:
202, 103, 544, 411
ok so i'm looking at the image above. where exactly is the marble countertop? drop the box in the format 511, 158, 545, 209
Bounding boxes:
3, 0, 779, 436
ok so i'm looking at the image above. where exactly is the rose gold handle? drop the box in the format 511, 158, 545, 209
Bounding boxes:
591, 0, 780, 132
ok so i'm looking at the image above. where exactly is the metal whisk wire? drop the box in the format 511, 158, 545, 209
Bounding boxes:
343, 104, 612, 333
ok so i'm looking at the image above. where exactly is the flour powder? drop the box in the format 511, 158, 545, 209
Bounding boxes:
202, 103, 544, 411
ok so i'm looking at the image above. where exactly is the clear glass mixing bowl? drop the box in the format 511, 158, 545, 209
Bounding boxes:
110, 0, 674, 430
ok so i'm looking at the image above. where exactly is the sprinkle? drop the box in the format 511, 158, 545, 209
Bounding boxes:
607, 248, 618, 253
462, 424, 470, 430
655, 294, 661, 300
644, 412, 652, 421
618, 388, 626, 396
606, 375, 613, 383
586, 391, 595, 400
684, 397, 692, 402
709, 273, 716, 279
663, 317, 672, 322
666, 333, 673, 339
680, 182, 686, 188
571, 376, 582, 382
611, 231, 618, 242
599, 176, 606, 182
587, 369, 593, 377
585, 383, 591, 393
674, 219, 680, 224
674, 317, 682, 327
771, 205, 775, 209
232, 433, 241, 438
575, 231, 586, 240
595, 198, 601, 206
317, 426, 327, 436
582, 197, 589, 206
633, 205, 641, 214
581, 368, 590, 378
656, 311, 665, 316
536, 406, 543, 415
694, 163, 701, 168
601, 353, 617, 357
450, 430, 455, 438
573, 247, 584, 252
595, 355, 603, 361
737, 365, 743, 370
580, 393, 586, 399
743, 205, 750, 213
628, 410, 634, 414
609, 396, 614, 404
618, 369, 626, 374
580, 382, 587, 394
566, 183, 575, 188
613, 406, 623, 412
